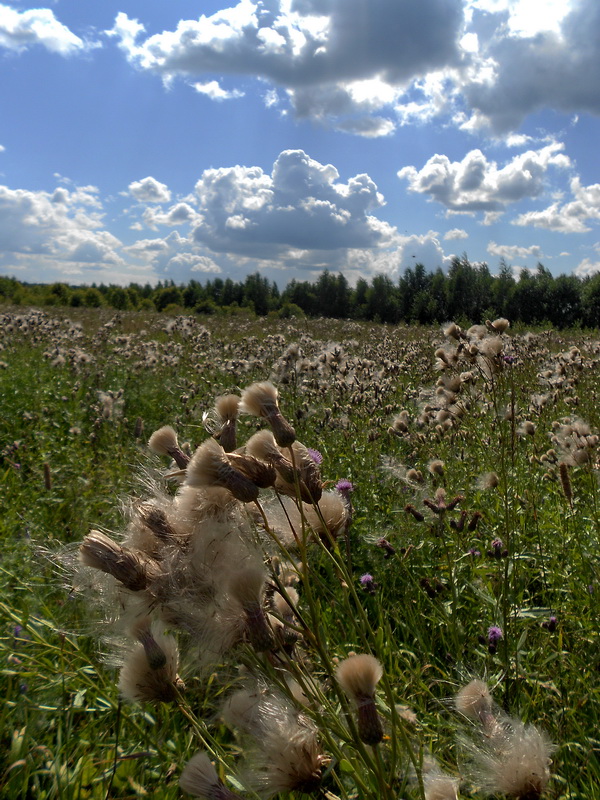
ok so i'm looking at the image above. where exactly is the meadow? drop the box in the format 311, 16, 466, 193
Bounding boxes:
0, 306, 598, 800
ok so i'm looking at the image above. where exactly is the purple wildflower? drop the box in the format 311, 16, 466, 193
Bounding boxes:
542, 616, 557, 632
487, 625, 503, 653
359, 573, 377, 594
487, 538, 508, 559
307, 447, 323, 465
336, 479, 355, 495
467, 547, 481, 557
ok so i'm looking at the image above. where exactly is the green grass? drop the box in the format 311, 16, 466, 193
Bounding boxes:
1, 306, 599, 799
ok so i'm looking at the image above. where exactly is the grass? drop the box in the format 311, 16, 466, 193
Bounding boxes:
0, 305, 599, 799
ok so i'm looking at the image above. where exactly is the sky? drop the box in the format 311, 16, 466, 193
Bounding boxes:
1, 0, 600, 288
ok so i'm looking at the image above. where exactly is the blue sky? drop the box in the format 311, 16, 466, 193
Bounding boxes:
1, 0, 600, 287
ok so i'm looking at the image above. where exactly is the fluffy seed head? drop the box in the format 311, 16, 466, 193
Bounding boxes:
80, 530, 160, 591
468, 720, 553, 799
118, 631, 183, 704
455, 679, 493, 722
148, 425, 179, 456
186, 438, 259, 503
148, 425, 190, 468
240, 381, 295, 447
180, 751, 242, 799
336, 654, 383, 701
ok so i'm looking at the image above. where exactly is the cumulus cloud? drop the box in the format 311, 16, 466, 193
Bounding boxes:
398, 142, 570, 214
458, 0, 600, 133
487, 241, 543, 260
574, 258, 600, 277
105, 0, 464, 135
0, 184, 123, 270
444, 227, 468, 240
193, 80, 245, 100
191, 149, 394, 258
103, 0, 600, 136
124, 231, 221, 281
128, 176, 172, 203
0, 4, 89, 55
512, 176, 600, 233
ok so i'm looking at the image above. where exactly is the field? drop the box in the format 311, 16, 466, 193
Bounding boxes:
0, 306, 598, 800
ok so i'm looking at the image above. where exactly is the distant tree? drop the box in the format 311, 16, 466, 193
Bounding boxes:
154, 286, 183, 312
106, 286, 132, 310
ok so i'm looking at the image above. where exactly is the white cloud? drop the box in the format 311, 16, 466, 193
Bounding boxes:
0, 144, 5, 153
192, 80, 244, 101
191, 149, 394, 257
128, 176, 172, 203
458, 0, 600, 133
0, 184, 123, 269
444, 227, 469, 240
142, 202, 201, 230
512, 176, 600, 233
0, 4, 89, 55
124, 231, 221, 281
487, 241, 543, 259
106, 0, 464, 136
101, 0, 600, 137
574, 258, 600, 277
398, 142, 570, 214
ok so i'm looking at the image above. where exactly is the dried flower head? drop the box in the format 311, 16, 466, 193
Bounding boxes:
466, 720, 553, 799
180, 751, 243, 799
240, 381, 296, 447
455, 679, 494, 724
80, 530, 161, 591
213, 394, 241, 452
228, 566, 274, 652
118, 630, 183, 704
148, 425, 190, 468
186, 438, 259, 503
336, 654, 384, 745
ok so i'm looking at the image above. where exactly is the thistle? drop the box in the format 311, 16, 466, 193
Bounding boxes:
336, 653, 384, 745
180, 752, 243, 799
148, 425, 190, 469
240, 381, 296, 448
186, 438, 259, 503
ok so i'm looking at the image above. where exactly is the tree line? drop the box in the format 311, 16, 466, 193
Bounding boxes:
2, 256, 600, 328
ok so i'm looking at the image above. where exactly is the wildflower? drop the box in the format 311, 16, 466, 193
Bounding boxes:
228, 566, 275, 653
118, 630, 184, 704
303, 490, 348, 545
455, 679, 494, 726
487, 538, 507, 559
80, 530, 161, 591
428, 459, 445, 477
467, 546, 481, 557
335, 479, 354, 496
336, 654, 384, 745
468, 511, 483, 531
186, 438, 259, 503
541, 616, 557, 632
180, 751, 243, 799
148, 425, 190, 469
487, 626, 503, 654
558, 462, 572, 505
240, 381, 296, 448
214, 394, 241, 452
307, 447, 322, 464
466, 720, 553, 799
359, 573, 377, 594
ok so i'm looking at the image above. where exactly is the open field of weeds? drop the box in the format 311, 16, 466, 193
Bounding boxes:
0, 306, 598, 800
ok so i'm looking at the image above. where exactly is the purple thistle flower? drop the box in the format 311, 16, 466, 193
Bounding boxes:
336, 479, 355, 495
487, 625, 503, 653
467, 547, 481, 557
307, 447, 323, 465
359, 573, 377, 594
